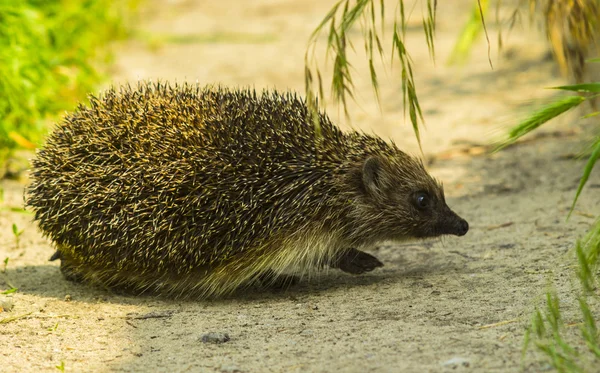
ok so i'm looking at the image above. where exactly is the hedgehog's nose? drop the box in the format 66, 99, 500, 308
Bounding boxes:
456, 219, 469, 236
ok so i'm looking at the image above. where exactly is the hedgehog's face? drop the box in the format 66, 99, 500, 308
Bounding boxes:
356, 154, 468, 241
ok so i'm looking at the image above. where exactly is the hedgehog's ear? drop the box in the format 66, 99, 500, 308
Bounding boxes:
362, 156, 384, 196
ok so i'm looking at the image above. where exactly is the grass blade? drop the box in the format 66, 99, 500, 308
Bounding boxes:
423, 0, 436, 61
581, 218, 600, 269
570, 139, 600, 215
308, 0, 343, 42
496, 95, 586, 151
578, 297, 600, 358
552, 83, 600, 93
576, 241, 594, 293
369, 58, 380, 102
1, 287, 17, 295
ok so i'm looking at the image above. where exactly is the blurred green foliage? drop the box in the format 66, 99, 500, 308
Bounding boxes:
498, 78, 600, 214
0, 0, 139, 164
447, 0, 488, 65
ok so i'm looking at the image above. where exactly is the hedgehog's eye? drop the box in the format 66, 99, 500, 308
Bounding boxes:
414, 191, 430, 210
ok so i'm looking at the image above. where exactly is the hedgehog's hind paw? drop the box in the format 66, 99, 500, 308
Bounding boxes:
49, 246, 85, 283
60, 263, 85, 283
332, 248, 383, 275
54, 257, 85, 283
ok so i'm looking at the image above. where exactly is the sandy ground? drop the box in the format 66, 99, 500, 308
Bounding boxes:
1, 0, 599, 372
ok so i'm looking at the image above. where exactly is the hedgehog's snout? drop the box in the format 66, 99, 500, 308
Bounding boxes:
442, 208, 469, 236
453, 217, 469, 236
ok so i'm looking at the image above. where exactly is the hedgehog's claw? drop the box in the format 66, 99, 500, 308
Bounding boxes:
332, 248, 384, 275
49, 250, 61, 261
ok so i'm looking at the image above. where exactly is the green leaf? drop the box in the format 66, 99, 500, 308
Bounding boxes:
570, 139, 600, 215
56, 361, 65, 372
552, 83, 600, 93
1, 287, 17, 295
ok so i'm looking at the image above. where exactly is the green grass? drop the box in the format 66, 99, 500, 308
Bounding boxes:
55, 361, 65, 372
11, 223, 23, 250
1, 257, 17, 294
1, 287, 17, 295
0, 0, 139, 166
498, 81, 600, 218
304, 0, 436, 148
498, 66, 600, 372
524, 219, 600, 372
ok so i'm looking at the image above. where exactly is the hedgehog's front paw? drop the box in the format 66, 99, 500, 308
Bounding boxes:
332, 248, 383, 275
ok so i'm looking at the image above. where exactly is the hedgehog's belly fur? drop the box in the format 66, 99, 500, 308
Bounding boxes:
57, 228, 346, 298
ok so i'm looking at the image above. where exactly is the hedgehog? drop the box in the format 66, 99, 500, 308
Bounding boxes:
26, 82, 469, 298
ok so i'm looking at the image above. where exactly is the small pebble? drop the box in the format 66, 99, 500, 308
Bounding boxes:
442, 357, 470, 368
220, 365, 241, 373
0, 298, 14, 312
299, 329, 314, 336
200, 332, 230, 344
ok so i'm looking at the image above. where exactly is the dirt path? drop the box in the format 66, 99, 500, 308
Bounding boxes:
1, 1, 599, 372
